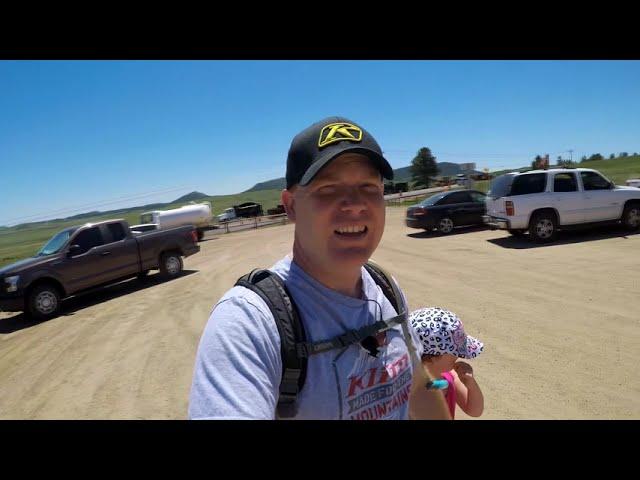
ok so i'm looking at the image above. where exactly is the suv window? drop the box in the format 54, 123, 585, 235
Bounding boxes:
553, 173, 578, 192
488, 174, 515, 199
509, 173, 547, 196
469, 191, 486, 203
72, 227, 104, 255
106, 223, 126, 242
581, 171, 610, 190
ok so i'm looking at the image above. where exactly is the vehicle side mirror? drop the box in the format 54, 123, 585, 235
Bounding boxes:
68, 244, 81, 257
609, 182, 615, 189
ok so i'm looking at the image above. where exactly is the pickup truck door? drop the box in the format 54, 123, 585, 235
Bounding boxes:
579, 171, 621, 221
97, 223, 141, 282
56, 226, 112, 293
551, 172, 584, 225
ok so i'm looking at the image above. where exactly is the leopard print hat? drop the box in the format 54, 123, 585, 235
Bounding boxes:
409, 307, 484, 359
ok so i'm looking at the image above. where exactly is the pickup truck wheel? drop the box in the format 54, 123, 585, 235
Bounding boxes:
529, 212, 558, 243
437, 217, 454, 234
27, 284, 62, 320
621, 203, 640, 230
160, 252, 183, 277
508, 229, 526, 237
197, 231, 204, 241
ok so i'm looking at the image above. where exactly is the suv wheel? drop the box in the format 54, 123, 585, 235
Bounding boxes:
529, 212, 558, 243
621, 203, 640, 231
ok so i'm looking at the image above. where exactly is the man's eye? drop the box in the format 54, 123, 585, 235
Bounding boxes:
318, 185, 337, 194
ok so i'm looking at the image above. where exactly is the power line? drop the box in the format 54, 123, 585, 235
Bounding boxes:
0, 185, 194, 226
1, 187, 189, 225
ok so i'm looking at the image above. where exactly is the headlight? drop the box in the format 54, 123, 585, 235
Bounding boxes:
4, 275, 20, 293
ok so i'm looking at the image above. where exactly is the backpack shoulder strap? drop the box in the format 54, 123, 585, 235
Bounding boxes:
364, 260, 401, 313
363, 261, 422, 369
235, 269, 307, 419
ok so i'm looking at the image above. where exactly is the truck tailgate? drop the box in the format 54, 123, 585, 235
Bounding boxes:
485, 196, 507, 217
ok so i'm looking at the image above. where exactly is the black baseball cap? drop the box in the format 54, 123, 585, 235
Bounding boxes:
286, 116, 394, 189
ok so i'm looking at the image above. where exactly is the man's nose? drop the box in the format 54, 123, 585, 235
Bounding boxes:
340, 188, 367, 213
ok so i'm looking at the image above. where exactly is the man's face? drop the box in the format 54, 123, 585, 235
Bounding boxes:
283, 153, 386, 271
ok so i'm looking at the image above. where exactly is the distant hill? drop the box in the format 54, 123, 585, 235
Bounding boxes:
436, 162, 464, 177
6, 191, 211, 230
391, 167, 411, 182
67, 210, 102, 220
245, 166, 419, 192
173, 191, 210, 203
246, 163, 470, 191
245, 178, 287, 192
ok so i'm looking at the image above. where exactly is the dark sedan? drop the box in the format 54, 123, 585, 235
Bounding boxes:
405, 189, 487, 234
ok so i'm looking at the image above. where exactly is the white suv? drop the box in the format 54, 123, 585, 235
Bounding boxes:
483, 168, 640, 242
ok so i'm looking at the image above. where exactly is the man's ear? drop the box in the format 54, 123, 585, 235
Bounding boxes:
281, 188, 296, 223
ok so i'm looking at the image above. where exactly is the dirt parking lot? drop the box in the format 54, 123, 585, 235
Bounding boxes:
1, 207, 638, 419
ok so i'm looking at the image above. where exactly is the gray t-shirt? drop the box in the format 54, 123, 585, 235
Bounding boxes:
188, 256, 423, 420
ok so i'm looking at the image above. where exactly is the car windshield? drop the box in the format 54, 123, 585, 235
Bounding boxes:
419, 193, 447, 206
37, 227, 77, 256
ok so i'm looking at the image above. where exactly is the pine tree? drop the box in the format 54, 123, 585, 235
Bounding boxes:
410, 148, 439, 188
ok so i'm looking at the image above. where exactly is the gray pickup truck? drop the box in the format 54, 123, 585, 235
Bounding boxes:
0, 219, 200, 319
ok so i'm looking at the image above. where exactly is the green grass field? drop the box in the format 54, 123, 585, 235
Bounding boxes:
0, 189, 282, 268
2, 155, 639, 268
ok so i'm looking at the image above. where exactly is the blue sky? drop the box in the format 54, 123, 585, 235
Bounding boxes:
1, 60, 639, 226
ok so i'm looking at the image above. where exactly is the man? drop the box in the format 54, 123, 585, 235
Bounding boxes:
189, 116, 448, 420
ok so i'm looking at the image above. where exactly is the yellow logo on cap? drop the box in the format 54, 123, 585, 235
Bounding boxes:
318, 122, 363, 148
